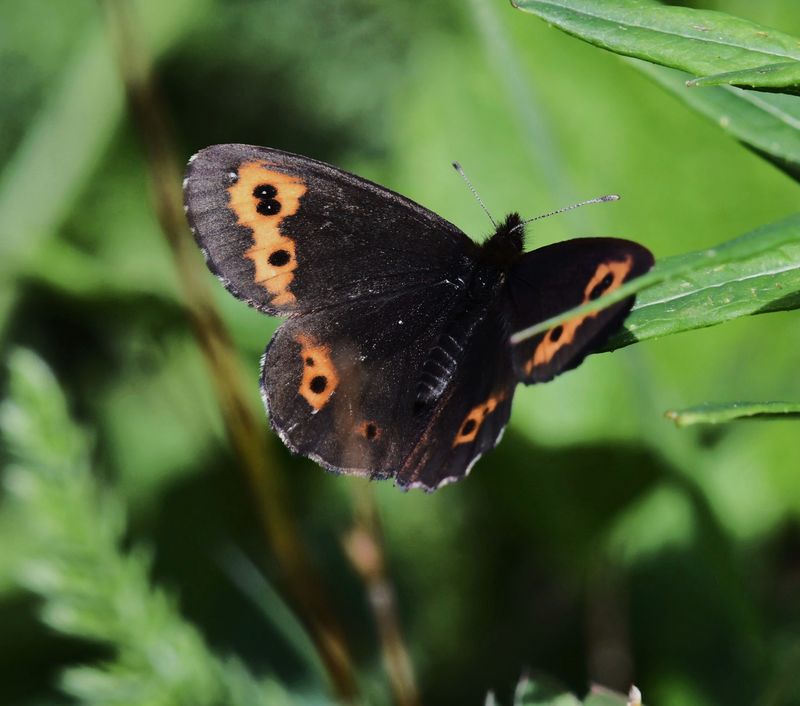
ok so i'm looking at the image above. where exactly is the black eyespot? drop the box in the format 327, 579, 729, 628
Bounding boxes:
550, 325, 563, 342
365, 423, 378, 440
461, 419, 477, 436
253, 184, 277, 199
305, 357, 315, 366
256, 198, 281, 216
310, 375, 327, 394
253, 184, 281, 215
268, 249, 291, 266
589, 273, 615, 300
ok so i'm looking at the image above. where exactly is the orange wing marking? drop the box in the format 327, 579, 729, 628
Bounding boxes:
525, 256, 633, 375
296, 334, 339, 412
227, 161, 307, 307
453, 391, 507, 447
357, 421, 381, 441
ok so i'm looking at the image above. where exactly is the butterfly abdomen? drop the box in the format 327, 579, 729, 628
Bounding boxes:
416, 330, 466, 407
415, 266, 504, 409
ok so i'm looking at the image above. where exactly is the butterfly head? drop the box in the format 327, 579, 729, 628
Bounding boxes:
480, 212, 525, 266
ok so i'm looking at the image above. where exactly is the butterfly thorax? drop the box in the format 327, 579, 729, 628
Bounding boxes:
479, 212, 524, 268
414, 213, 519, 410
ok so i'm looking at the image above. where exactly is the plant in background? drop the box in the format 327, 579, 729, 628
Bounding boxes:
1, 349, 307, 706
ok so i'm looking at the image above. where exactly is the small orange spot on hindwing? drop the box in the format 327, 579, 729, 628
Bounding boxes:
453, 391, 506, 446
296, 334, 339, 412
227, 161, 307, 307
525, 255, 633, 375
357, 421, 381, 441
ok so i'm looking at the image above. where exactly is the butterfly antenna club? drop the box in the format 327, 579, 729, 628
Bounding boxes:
452, 161, 497, 228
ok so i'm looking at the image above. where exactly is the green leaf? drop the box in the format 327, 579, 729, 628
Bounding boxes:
0, 348, 89, 476
634, 61, 800, 179
218, 546, 330, 685
512, 0, 800, 95
611, 214, 800, 348
509, 212, 800, 348
686, 61, 800, 95
665, 401, 800, 428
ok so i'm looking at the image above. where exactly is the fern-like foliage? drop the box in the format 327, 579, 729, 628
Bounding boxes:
0, 349, 317, 706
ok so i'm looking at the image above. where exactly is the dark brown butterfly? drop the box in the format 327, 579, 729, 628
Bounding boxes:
183, 144, 653, 490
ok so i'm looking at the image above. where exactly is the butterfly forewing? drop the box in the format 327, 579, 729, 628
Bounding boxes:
508, 238, 654, 384
184, 144, 476, 316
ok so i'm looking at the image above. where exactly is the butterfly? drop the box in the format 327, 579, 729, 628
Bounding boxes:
183, 144, 654, 491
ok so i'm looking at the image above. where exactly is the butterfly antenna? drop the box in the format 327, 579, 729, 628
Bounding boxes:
452, 161, 497, 228
511, 194, 619, 233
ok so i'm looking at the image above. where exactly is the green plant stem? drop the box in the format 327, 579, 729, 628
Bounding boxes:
101, 0, 358, 701
344, 483, 421, 706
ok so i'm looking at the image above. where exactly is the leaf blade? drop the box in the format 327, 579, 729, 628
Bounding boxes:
665, 401, 800, 427
686, 61, 800, 94
512, 0, 800, 93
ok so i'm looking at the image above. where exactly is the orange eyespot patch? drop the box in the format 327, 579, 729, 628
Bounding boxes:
453, 391, 506, 446
227, 161, 307, 307
525, 256, 633, 374
296, 334, 339, 412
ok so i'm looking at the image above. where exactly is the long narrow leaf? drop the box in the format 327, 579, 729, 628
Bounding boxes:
0, 0, 206, 335
634, 61, 800, 179
512, 0, 800, 94
665, 401, 800, 427
687, 62, 800, 95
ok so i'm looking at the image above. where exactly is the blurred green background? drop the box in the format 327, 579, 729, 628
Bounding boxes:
2, 0, 800, 704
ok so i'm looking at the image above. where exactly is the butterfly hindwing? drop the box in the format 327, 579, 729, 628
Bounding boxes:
261, 260, 477, 481
509, 238, 654, 384
395, 297, 516, 490
184, 144, 476, 315
262, 281, 515, 490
